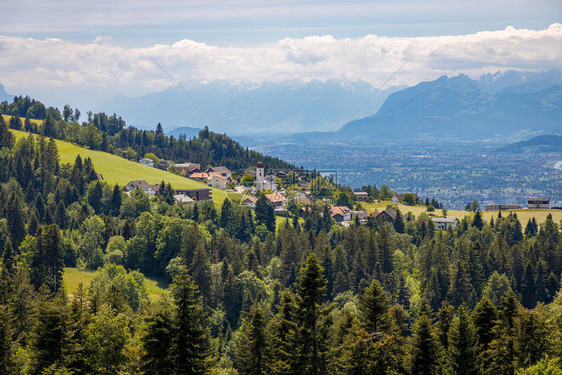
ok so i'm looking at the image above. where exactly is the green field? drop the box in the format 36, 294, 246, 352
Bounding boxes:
10, 127, 242, 204
63, 267, 168, 300
363, 201, 562, 225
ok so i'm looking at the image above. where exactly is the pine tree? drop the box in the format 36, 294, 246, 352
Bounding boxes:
472, 211, 484, 230
31, 296, 71, 374
410, 300, 438, 375
30, 224, 64, 293
142, 298, 175, 375
171, 267, 211, 375
88, 181, 103, 214
110, 184, 122, 216
393, 210, 405, 233
233, 302, 269, 375
5, 192, 26, 247
0, 115, 14, 149
471, 297, 497, 354
0, 305, 15, 375
289, 253, 332, 375
448, 304, 478, 375
359, 278, 390, 334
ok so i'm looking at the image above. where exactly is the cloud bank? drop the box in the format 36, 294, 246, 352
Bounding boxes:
0, 24, 561, 108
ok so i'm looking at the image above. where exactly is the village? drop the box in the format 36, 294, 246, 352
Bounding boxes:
126, 158, 555, 231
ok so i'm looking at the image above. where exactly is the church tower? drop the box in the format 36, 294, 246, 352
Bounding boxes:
256, 162, 264, 191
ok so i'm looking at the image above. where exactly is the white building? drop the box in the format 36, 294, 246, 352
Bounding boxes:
139, 158, 154, 167
431, 217, 459, 231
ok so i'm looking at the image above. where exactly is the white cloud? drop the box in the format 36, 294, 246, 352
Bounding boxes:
0, 24, 561, 108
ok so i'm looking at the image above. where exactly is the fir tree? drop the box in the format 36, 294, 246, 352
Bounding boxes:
233, 302, 269, 375
171, 267, 211, 375
359, 278, 390, 334
448, 304, 478, 375
142, 298, 175, 375
410, 300, 438, 375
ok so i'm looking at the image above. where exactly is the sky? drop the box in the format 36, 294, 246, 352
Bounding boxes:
0, 0, 561, 110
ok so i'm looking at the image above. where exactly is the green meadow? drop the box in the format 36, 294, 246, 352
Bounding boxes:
9, 126, 242, 204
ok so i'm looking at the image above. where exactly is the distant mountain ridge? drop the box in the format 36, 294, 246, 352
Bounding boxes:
337, 69, 562, 144
97, 79, 403, 135
500, 135, 562, 153
0, 84, 12, 103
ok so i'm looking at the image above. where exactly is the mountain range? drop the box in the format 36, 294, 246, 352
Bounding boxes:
337, 69, 562, 144
97, 79, 403, 135
0, 84, 13, 103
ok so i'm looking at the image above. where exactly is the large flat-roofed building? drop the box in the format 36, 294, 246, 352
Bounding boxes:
528, 198, 550, 209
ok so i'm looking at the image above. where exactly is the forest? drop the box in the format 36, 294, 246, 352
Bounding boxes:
1, 111, 562, 374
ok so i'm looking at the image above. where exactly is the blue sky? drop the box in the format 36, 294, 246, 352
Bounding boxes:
0, 0, 561, 110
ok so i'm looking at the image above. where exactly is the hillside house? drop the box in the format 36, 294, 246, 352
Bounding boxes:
124, 180, 157, 196
371, 208, 402, 223
263, 175, 278, 192
265, 192, 287, 209
528, 198, 550, 209
353, 191, 369, 201
139, 158, 154, 167
207, 166, 232, 179
331, 206, 352, 223
173, 163, 201, 176
350, 210, 368, 221
208, 175, 228, 190
174, 194, 195, 206
242, 196, 257, 209
431, 217, 459, 231
175, 188, 212, 201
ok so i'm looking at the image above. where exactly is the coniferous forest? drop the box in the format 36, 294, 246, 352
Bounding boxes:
1, 112, 562, 374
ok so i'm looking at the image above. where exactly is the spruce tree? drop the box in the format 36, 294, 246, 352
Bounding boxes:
142, 298, 175, 375
0, 305, 15, 375
448, 304, 478, 375
359, 278, 390, 334
0, 115, 14, 149
233, 302, 269, 375
410, 299, 438, 375
171, 267, 210, 375
289, 253, 332, 375
30, 224, 64, 293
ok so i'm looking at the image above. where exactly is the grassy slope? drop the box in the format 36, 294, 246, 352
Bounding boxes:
63, 267, 167, 300
363, 201, 562, 224
9, 127, 241, 204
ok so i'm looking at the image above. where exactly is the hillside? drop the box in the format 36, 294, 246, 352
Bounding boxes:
499, 134, 562, 153
9, 126, 241, 204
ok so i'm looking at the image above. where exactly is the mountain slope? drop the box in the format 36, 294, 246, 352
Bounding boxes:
500, 135, 562, 153
0, 84, 12, 102
10, 128, 240, 204
97, 80, 403, 135
339, 73, 562, 143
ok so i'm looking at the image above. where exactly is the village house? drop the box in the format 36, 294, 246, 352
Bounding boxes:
139, 158, 154, 167
173, 163, 201, 176
263, 175, 278, 192
174, 194, 195, 206
331, 206, 352, 223
242, 196, 257, 209
353, 191, 369, 201
528, 198, 550, 209
265, 192, 287, 209
431, 217, 459, 231
371, 208, 402, 223
175, 188, 212, 201
124, 180, 158, 196
207, 166, 232, 179
208, 174, 228, 190
350, 210, 368, 221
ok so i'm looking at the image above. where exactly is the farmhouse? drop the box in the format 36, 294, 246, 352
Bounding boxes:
175, 188, 212, 202
208, 175, 228, 190
371, 208, 401, 223
265, 192, 287, 209
353, 191, 369, 201
528, 198, 550, 209
431, 217, 459, 231
173, 163, 201, 175
242, 196, 258, 209
207, 166, 232, 179
124, 180, 158, 196
174, 194, 195, 206
331, 206, 352, 223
